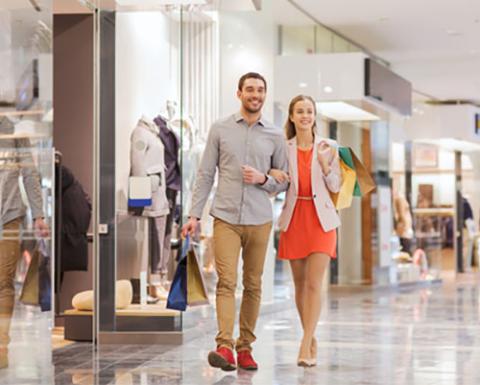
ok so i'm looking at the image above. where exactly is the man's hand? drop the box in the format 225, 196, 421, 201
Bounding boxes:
182, 217, 199, 238
242, 165, 266, 185
34, 218, 50, 238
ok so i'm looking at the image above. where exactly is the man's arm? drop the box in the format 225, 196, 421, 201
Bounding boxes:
257, 137, 289, 194
189, 124, 220, 219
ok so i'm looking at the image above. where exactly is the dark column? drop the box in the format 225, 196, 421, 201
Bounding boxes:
98, 11, 116, 332
329, 121, 338, 284
455, 151, 463, 273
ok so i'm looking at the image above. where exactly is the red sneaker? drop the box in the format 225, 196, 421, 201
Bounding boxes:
237, 350, 258, 370
208, 347, 237, 371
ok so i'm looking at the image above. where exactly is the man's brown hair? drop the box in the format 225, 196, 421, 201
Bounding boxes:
238, 72, 267, 91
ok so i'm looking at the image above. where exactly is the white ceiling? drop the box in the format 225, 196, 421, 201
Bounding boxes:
293, 0, 480, 103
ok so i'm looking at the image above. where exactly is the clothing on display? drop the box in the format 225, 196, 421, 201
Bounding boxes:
153, 115, 181, 278
154, 115, 181, 192
56, 165, 92, 273
129, 116, 169, 217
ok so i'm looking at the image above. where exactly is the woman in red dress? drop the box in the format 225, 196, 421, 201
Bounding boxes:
270, 95, 341, 367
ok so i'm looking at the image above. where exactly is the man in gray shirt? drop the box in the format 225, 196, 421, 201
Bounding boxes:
182, 72, 288, 371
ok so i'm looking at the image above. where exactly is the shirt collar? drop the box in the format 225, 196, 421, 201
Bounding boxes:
234, 112, 266, 127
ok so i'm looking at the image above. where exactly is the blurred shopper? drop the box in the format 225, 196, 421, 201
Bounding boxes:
269, 95, 341, 367
182, 73, 288, 371
393, 186, 414, 255
0, 116, 49, 369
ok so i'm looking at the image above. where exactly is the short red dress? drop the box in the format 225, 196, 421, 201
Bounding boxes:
278, 148, 337, 260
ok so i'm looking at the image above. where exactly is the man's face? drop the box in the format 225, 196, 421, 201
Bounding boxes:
237, 78, 266, 114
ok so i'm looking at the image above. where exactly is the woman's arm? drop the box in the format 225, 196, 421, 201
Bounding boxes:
318, 142, 341, 193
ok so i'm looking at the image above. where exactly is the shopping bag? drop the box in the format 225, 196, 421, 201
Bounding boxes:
166, 236, 188, 311
20, 249, 40, 306
20, 240, 51, 311
329, 158, 356, 210
186, 245, 209, 307
349, 149, 376, 197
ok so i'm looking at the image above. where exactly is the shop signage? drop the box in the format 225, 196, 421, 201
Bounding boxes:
365, 58, 412, 116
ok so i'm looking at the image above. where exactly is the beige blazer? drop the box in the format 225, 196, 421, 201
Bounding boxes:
278, 137, 342, 233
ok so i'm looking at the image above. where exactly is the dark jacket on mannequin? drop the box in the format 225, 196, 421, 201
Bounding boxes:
154, 115, 181, 191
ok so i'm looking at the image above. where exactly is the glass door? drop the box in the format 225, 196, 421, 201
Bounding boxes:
0, 0, 54, 381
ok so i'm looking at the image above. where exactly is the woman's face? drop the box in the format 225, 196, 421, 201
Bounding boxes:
290, 99, 316, 134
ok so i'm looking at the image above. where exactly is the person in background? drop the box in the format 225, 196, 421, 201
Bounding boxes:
0, 116, 49, 369
269, 95, 341, 367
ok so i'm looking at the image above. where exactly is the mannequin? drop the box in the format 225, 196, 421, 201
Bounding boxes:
153, 111, 181, 283
130, 115, 169, 302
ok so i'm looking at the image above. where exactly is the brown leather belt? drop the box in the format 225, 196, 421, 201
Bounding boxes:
297, 196, 313, 200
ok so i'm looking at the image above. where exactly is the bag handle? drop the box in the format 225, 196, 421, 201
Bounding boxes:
178, 234, 191, 261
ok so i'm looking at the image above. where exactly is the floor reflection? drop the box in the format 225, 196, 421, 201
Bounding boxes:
1, 274, 480, 384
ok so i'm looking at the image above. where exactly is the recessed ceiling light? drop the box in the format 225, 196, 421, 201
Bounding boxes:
316, 102, 380, 122
446, 29, 462, 36
299, 82, 308, 88
323, 86, 333, 93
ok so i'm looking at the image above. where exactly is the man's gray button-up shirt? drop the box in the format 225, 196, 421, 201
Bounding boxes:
189, 113, 288, 225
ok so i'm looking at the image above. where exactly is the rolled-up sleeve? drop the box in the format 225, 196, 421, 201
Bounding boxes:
189, 125, 219, 219
257, 137, 289, 194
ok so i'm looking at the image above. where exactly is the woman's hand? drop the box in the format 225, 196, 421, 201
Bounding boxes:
317, 141, 336, 175
268, 169, 290, 183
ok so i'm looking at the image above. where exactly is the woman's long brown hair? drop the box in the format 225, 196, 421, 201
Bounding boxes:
284, 95, 317, 140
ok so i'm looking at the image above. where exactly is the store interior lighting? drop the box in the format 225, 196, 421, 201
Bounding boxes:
116, 0, 207, 5
316, 101, 380, 122
421, 138, 480, 152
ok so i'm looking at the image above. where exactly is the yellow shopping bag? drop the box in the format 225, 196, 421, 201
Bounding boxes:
186, 246, 209, 306
329, 158, 357, 210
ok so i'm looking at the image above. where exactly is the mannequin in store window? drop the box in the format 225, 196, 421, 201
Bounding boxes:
153, 111, 181, 284
129, 115, 170, 301
0, 116, 49, 369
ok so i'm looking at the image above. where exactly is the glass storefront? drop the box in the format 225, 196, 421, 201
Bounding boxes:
0, 0, 54, 379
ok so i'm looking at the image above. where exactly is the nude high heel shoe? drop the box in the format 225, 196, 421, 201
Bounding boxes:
297, 341, 316, 367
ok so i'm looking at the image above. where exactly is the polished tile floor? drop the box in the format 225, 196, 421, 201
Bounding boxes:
1, 274, 480, 385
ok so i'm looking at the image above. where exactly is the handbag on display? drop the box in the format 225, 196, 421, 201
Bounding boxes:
329, 147, 376, 210
20, 239, 51, 312
128, 176, 152, 214
166, 235, 209, 311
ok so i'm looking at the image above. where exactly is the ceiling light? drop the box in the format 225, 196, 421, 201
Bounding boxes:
116, 0, 207, 5
299, 82, 308, 88
421, 138, 480, 152
323, 86, 333, 93
316, 102, 381, 122
446, 29, 462, 36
